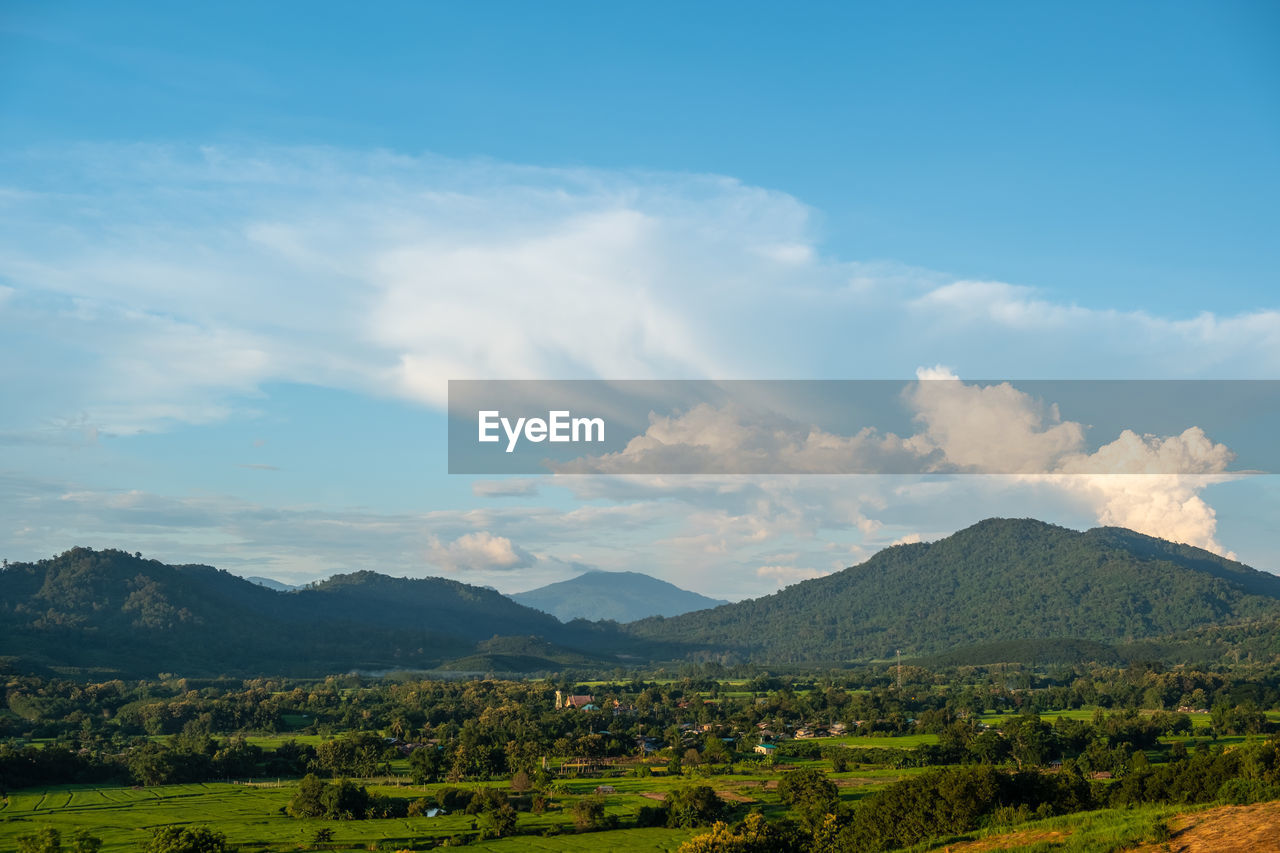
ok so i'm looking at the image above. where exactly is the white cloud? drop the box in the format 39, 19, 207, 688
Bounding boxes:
558, 402, 930, 474
4, 145, 1279, 440
425, 531, 535, 573
2, 144, 1278, 591
554, 373, 1245, 557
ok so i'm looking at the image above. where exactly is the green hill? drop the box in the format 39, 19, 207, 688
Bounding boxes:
625, 518, 1280, 662
0, 548, 621, 677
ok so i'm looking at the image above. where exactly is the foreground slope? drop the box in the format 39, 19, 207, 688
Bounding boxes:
510, 570, 728, 622
0, 548, 619, 676
626, 518, 1280, 662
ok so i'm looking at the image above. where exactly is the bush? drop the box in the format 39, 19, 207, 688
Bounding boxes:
407, 795, 438, 816
141, 826, 228, 853
665, 785, 726, 829
572, 794, 614, 831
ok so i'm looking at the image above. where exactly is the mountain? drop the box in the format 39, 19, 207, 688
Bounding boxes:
626, 518, 1280, 663
7, 520, 1279, 677
245, 576, 297, 592
510, 570, 728, 622
0, 548, 626, 677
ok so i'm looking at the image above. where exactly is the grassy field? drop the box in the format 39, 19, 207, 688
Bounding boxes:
812, 732, 940, 748
913, 803, 1189, 852
0, 759, 916, 853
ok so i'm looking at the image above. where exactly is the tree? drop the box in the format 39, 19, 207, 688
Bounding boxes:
409, 746, 445, 785
287, 773, 328, 818
572, 794, 611, 830
141, 826, 228, 853
678, 813, 796, 853
665, 785, 725, 828
1005, 716, 1057, 768
17, 828, 62, 853
776, 767, 839, 833
476, 797, 517, 839
69, 830, 103, 853
320, 778, 371, 820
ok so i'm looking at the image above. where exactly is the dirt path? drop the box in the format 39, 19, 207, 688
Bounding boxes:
939, 801, 1280, 852
1128, 801, 1280, 853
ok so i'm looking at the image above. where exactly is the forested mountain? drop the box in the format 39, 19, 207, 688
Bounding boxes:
510, 570, 727, 622
5, 520, 1279, 677
0, 548, 624, 677
626, 518, 1280, 663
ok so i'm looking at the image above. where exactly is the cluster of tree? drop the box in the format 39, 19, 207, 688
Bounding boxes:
15, 826, 227, 853
8, 659, 1280, 745
286, 773, 376, 820
681, 738, 1280, 852
774, 709, 1208, 775
6, 661, 1280, 794
16, 828, 102, 853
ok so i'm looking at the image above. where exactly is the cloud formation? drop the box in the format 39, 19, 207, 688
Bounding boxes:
3, 145, 1279, 442
555, 371, 1241, 555
0, 145, 1276, 592
425, 531, 535, 573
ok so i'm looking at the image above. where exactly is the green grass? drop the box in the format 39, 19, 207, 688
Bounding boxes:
243, 732, 331, 749
915, 803, 1194, 852
813, 732, 939, 748
462, 827, 697, 851
0, 766, 802, 853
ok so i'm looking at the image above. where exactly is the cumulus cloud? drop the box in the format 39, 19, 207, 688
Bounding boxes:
906, 368, 1087, 473
557, 402, 932, 474
3, 145, 1279, 441
425, 531, 535, 573
904, 371, 1239, 554
554, 371, 1244, 556
2, 145, 1277, 591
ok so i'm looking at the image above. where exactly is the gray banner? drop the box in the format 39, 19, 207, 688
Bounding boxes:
448, 379, 1279, 475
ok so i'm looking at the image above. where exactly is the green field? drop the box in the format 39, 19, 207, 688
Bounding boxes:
0, 757, 920, 852
0, 781, 679, 851
912, 803, 1191, 852
811, 732, 940, 748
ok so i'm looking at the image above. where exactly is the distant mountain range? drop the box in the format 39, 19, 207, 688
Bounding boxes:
4, 519, 1279, 677
625, 518, 1280, 663
509, 570, 727, 623
0, 549, 629, 677
245, 576, 297, 592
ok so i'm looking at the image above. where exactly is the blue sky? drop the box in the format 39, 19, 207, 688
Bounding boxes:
1, 2, 1278, 596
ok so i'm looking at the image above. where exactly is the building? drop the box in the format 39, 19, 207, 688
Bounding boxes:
555, 690, 595, 710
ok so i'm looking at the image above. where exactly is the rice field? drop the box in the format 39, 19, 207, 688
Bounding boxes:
0, 763, 906, 853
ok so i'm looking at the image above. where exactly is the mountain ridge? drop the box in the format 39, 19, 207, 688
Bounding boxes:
0, 547, 623, 677
5, 519, 1278, 676
509, 569, 728, 622
624, 518, 1280, 662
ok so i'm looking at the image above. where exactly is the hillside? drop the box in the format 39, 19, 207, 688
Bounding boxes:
0, 548, 624, 677
626, 518, 1280, 663
510, 570, 727, 622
